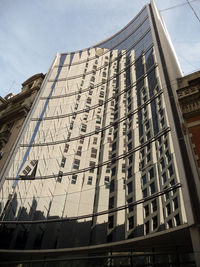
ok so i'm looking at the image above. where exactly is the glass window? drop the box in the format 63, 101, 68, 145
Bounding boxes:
83, 114, 88, 121
140, 160, 145, 170
150, 182, 156, 194
76, 146, 82, 156
93, 137, 98, 144
167, 219, 173, 228
147, 131, 151, 140
111, 167, 116, 176
108, 215, 114, 229
114, 112, 118, 119
160, 158, 165, 170
91, 148, 97, 158
89, 161, 95, 173
144, 205, 149, 217
128, 166, 132, 178
170, 179, 177, 193
168, 165, 173, 176
129, 155, 133, 164
128, 104, 132, 112
71, 175, 77, 184
149, 168, 154, 179
152, 216, 158, 230
96, 117, 101, 124
57, 171, 63, 183
127, 197, 133, 212
140, 149, 145, 158
173, 197, 178, 210
159, 146, 163, 156
142, 174, 147, 186
128, 216, 134, 230
111, 153, 116, 164
162, 172, 167, 184
110, 179, 115, 193
122, 164, 126, 173
99, 91, 104, 98
175, 214, 181, 226
87, 176, 93, 185
147, 143, 151, 151
109, 196, 114, 209
127, 182, 133, 194
80, 136, 84, 144
64, 144, 69, 153
128, 131, 132, 140
99, 99, 103, 106
112, 142, 117, 151
81, 124, 87, 132
105, 176, 110, 187
95, 126, 100, 134
145, 121, 150, 130
145, 221, 149, 234
60, 156, 66, 168
166, 203, 171, 216
73, 159, 80, 169
165, 188, 170, 200
69, 122, 73, 130
128, 142, 132, 151
143, 188, 147, 198
152, 199, 157, 212
114, 131, 118, 139
164, 140, 168, 149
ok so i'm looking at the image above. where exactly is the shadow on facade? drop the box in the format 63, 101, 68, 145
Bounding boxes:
0, 193, 166, 250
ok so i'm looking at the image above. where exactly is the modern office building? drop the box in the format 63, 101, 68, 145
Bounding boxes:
0, 0, 199, 266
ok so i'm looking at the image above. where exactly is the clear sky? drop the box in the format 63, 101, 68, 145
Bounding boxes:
0, 0, 200, 97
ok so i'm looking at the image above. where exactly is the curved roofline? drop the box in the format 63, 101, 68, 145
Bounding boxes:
59, 4, 148, 56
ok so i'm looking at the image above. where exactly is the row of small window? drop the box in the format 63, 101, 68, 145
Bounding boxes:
142, 182, 156, 198
165, 197, 179, 216
145, 215, 158, 233
140, 153, 151, 170
141, 167, 154, 186
164, 179, 177, 199
160, 152, 172, 170
144, 199, 157, 217
166, 213, 181, 228
75, 147, 98, 158
157, 135, 168, 149
80, 118, 102, 133
160, 162, 174, 177
109, 215, 135, 231
73, 159, 96, 173
57, 172, 93, 185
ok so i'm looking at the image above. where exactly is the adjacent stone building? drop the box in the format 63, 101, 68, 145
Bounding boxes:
177, 71, 200, 173
0, 73, 45, 176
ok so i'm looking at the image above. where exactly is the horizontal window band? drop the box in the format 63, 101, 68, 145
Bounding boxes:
48, 28, 151, 83
53, 16, 149, 68
0, 183, 181, 224
21, 89, 163, 147
32, 63, 158, 121
41, 43, 153, 100
9, 127, 170, 179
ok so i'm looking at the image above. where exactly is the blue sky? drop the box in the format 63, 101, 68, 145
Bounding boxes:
0, 0, 200, 97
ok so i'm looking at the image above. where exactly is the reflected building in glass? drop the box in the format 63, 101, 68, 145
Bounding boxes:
0, 0, 199, 264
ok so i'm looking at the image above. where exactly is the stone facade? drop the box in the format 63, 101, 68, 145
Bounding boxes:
0, 73, 45, 175
177, 71, 200, 172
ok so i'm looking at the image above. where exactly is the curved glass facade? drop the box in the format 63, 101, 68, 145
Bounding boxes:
0, 2, 193, 254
